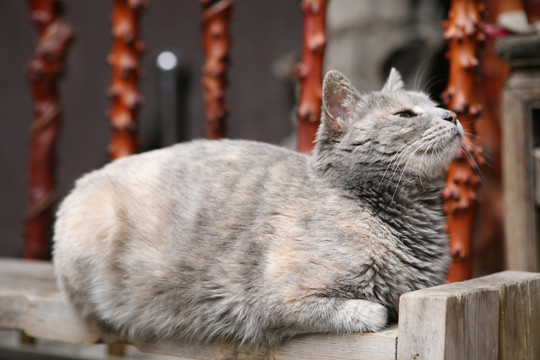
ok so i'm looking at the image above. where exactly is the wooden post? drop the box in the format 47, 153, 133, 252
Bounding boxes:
24, 0, 74, 260
441, 0, 485, 282
398, 271, 540, 360
496, 35, 540, 272
107, 0, 146, 160
105, 1, 146, 354
296, 0, 328, 154
200, 0, 234, 140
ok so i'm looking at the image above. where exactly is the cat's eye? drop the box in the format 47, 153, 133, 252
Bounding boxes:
394, 110, 417, 118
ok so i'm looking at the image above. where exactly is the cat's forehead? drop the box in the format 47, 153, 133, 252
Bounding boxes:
364, 91, 436, 111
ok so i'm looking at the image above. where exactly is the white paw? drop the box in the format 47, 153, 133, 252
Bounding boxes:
344, 299, 388, 333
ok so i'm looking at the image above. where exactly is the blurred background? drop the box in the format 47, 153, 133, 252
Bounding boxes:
2, 0, 528, 277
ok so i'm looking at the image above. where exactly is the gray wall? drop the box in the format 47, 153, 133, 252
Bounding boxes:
0, 1, 303, 257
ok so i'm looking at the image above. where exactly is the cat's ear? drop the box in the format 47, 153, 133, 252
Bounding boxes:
322, 70, 360, 134
381, 68, 404, 92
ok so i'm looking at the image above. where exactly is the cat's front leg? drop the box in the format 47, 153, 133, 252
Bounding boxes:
281, 297, 388, 336
331, 299, 388, 333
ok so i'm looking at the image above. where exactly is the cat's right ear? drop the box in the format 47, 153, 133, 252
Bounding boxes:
322, 70, 360, 135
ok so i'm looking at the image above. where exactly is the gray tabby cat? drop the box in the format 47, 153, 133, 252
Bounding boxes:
53, 69, 463, 345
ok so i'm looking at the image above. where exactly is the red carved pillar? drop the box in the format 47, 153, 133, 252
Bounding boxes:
200, 0, 234, 140
296, 0, 328, 154
441, 0, 486, 282
25, 0, 74, 259
107, 0, 146, 160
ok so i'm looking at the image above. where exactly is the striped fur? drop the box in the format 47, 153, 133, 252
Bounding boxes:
53, 69, 462, 345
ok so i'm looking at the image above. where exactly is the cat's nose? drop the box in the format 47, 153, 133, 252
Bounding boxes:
443, 111, 457, 124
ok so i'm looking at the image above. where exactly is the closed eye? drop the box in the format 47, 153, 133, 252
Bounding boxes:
394, 110, 417, 118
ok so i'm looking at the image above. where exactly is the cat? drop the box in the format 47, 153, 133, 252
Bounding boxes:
53, 68, 463, 346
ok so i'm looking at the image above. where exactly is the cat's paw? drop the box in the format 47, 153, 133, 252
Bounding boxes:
344, 299, 388, 333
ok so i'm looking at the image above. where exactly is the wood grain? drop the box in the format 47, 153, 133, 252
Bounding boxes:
472, 271, 540, 360
398, 279, 500, 360
397, 271, 540, 360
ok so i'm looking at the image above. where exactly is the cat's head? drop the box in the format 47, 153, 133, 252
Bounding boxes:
313, 69, 463, 185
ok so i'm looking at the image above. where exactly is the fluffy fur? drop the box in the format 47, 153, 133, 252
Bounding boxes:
53, 69, 463, 345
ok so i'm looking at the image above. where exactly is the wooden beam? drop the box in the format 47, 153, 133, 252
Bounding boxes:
397, 271, 540, 360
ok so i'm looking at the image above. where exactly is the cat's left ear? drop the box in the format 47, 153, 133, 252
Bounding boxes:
381, 68, 404, 92
322, 70, 361, 134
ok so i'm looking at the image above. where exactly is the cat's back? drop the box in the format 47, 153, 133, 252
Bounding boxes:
54, 138, 308, 246
53, 139, 310, 306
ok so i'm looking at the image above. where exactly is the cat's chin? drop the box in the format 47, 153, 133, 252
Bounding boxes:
415, 141, 461, 180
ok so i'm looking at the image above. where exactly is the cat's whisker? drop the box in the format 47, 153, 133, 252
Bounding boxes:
391, 139, 427, 201
378, 139, 420, 189
385, 138, 425, 189
418, 137, 440, 184
377, 138, 422, 190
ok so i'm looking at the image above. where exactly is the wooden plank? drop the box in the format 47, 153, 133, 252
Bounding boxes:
0, 258, 100, 344
25, 295, 100, 344
0, 329, 176, 360
397, 278, 500, 360
276, 327, 397, 360
471, 271, 540, 360
138, 326, 398, 360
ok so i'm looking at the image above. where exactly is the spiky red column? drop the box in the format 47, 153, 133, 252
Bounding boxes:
25, 0, 74, 259
296, 0, 328, 154
107, 0, 146, 160
200, 0, 234, 139
441, 0, 485, 282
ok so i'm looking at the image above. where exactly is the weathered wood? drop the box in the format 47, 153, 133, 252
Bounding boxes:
397, 271, 540, 360
502, 87, 536, 271
497, 34, 540, 273
472, 271, 540, 360
138, 326, 398, 360
25, 0, 74, 260
499, 67, 540, 272
0, 258, 99, 344
0, 258, 398, 359
397, 278, 500, 360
